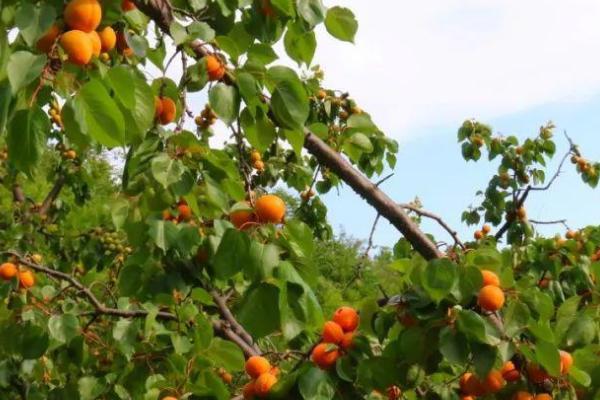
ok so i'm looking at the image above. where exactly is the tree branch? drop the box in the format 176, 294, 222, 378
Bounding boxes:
38, 175, 65, 216
399, 203, 465, 249
12, 183, 25, 203
211, 289, 261, 355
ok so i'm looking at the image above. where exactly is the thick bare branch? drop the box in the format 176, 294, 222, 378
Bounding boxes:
211, 289, 261, 355
39, 175, 65, 216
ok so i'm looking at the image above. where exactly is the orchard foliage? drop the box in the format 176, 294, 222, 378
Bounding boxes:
0, 0, 600, 399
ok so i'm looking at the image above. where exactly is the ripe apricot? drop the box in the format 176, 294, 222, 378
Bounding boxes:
64, 0, 102, 33
177, 204, 192, 222
484, 370, 505, 393
243, 381, 256, 399
269, 366, 280, 376
482, 224, 491, 234
254, 372, 277, 397
162, 210, 173, 221
0, 262, 17, 280
386, 386, 401, 400
154, 96, 163, 118
87, 31, 101, 57
98, 26, 116, 51
253, 160, 265, 172
566, 230, 577, 240
461, 397, 475, 400
333, 306, 359, 332
481, 270, 500, 287
559, 350, 573, 374
501, 361, 520, 382
311, 343, 340, 369
19, 270, 35, 288
255, 194, 286, 224
159, 97, 176, 125
122, 0, 136, 11
205, 54, 225, 81
218, 368, 233, 384
534, 394, 552, 400
245, 356, 271, 379
340, 331, 354, 350
60, 30, 93, 65
517, 207, 527, 221
161, 397, 177, 400
474, 230, 484, 240
513, 392, 534, 400
250, 151, 262, 163
64, 150, 77, 160
527, 363, 550, 384
37, 24, 61, 53
230, 204, 254, 229
478, 285, 505, 312
322, 321, 344, 344
459, 373, 486, 396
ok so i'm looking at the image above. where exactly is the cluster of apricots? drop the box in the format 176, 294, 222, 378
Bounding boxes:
478, 269, 505, 312
48, 99, 63, 128
229, 194, 286, 229
242, 356, 280, 399
571, 154, 596, 176
154, 96, 177, 125
194, 104, 218, 130
250, 150, 264, 172
459, 350, 572, 399
0, 261, 36, 289
162, 199, 193, 223
311, 306, 359, 369
473, 224, 491, 240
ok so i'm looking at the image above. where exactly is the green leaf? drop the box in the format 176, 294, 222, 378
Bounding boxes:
148, 220, 179, 252
78, 376, 104, 400
0, 81, 12, 134
7, 51, 46, 93
237, 283, 281, 338
504, 300, 530, 337
536, 340, 561, 377
240, 108, 277, 152
73, 79, 126, 147
298, 367, 335, 400
212, 229, 250, 279
209, 83, 240, 125
15, 3, 57, 46
247, 43, 279, 65
151, 153, 184, 189
420, 259, 458, 302
7, 107, 48, 174
439, 327, 469, 365
18, 324, 49, 359
325, 6, 358, 43
268, 67, 309, 129
569, 366, 591, 387
48, 314, 80, 344
284, 20, 316, 66
283, 129, 305, 156
111, 198, 129, 230
456, 310, 488, 344
347, 132, 373, 153
297, 0, 326, 28
203, 338, 245, 372
246, 241, 280, 281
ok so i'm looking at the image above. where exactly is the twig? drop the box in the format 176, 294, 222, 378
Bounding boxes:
400, 203, 465, 249
211, 289, 261, 355
529, 219, 568, 229
39, 175, 66, 216
344, 213, 381, 290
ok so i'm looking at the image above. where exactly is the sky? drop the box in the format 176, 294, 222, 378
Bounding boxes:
310, 0, 600, 249
163, 1, 600, 250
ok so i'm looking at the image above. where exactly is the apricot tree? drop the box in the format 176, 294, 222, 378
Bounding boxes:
1, 0, 600, 399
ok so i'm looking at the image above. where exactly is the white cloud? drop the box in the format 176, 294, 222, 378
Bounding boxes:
315, 0, 600, 140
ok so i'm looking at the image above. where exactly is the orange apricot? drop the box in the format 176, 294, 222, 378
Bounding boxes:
177, 204, 192, 222
60, 30, 93, 65
459, 373, 486, 396
230, 204, 255, 229
513, 392, 534, 400
534, 394, 552, 400
482, 224, 491, 234
98, 26, 116, 51
311, 343, 340, 370
386, 386, 401, 400
478, 285, 505, 311
255, 194, 286, 224
333, 306, 359, 332
501, 361, 520, 382
322, 321, 344, 344
64, 0, 102, 33
154, 96, 163, 119
340, 331, 354, 350
254, 372, 277, 397
205, 54, 225, 81
19, 270, 35, 288
122, 0, 136, 11
481, 269, 500, 287
484, 370, 505, 393
242, 381, 256, 399
559, 350, 573, 374
250, 151, 262, 163
527, 363, 550, 384
36, 24, 61, 53
474, 230, 484, 240
87, 31, 101, 57
162, 397, 177, 400
245, 356, 271, 379
0, 262, 17, 280
159, 97, 176, 125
